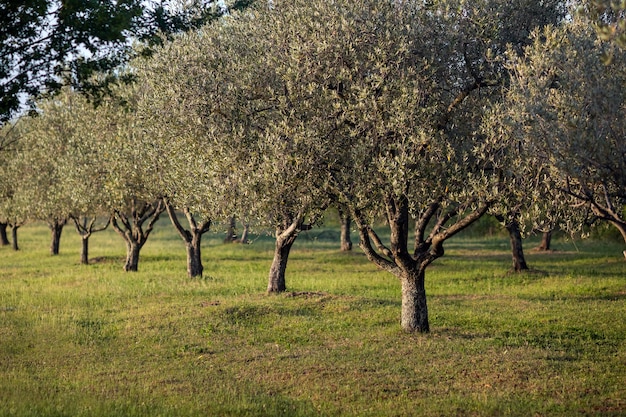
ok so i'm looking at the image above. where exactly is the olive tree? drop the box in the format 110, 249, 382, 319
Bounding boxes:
0, 122, 25, 250
494, 20, 626, 254
251, 0, 564, 332
139, 10, 334, 290
129, 36, 236, 278
92, 84, 165, 272
5, 104, 76, 255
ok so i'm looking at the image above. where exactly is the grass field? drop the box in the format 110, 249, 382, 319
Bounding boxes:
1, 220, 625, 416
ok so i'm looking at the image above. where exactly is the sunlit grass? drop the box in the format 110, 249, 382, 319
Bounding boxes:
1, 221, 625, 416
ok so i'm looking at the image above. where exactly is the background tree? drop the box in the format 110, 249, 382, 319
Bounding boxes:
496, 20, 626, 255
92, 83, 165, 272
0, 0, 253, 122
130, 29, 248, 278
6, 102, 79, 255
53, 88, 113, 265
0, 123, 24, 249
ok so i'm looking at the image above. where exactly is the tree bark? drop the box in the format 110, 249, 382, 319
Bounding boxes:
80, 236, 89, 265
338, 208, 352, 251
505, 219, 528, 272
123, 241, 141, 272
537, 230, 552, 251
0, 222, 9, 246
185, 237, 203, 278
71, 215, 110, 265
609, 220, 626, 259
48, 218, 67, 255
239, 223, 250, 244
400, 268, 429, 332
267, 234, 297, 293
11, 224, 19, 251
224, 216, 237, 243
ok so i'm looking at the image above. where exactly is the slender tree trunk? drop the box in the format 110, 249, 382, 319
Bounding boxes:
48, 218, 66, 255
537, 230, 552, 251
400, 268, 429, 332
239, 223, 250, 244
224, 216, 237, 243
71, 215, 110, 265
339, 209, 352, 251
267, 234, 297, 293
505, 219, 528, 271
123, 241, 141, 272
80, 236, 89, 265
0, 222, 9, 246
11, 225, 19, 251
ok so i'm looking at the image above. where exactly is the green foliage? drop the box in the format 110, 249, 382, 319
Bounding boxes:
0, 0, 247, 122
0, 223, 624, 416
492, 18, 626, 243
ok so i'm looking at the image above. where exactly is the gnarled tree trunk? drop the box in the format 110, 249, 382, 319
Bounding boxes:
267, 233, 297, 293
224, 216, 237, 243
81, 237, 89, 265
239, 223, 250, 244
400, 268, 429, 332
123, 241, 141, 271
111, 199, 165, 272
72, 215, 110, 265
505, 219, 528, 272
11, 224, 19, 251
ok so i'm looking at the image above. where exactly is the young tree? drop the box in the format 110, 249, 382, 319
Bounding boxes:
497, 20, 626, 255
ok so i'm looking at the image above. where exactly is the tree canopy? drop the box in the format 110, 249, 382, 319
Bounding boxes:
0, 0, 253, 122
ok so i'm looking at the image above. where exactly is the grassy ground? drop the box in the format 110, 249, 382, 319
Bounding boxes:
0, 221, 625, 416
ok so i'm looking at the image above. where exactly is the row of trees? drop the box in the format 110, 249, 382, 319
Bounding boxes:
1, 0, 624, 332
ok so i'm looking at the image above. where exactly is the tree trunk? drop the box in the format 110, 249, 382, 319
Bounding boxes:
11, 225, 19, 251
0, 222, 9, 246
48, 218, 66, 255
267, 234, 297, 293
339, 210, 352, 251
505, 219, 528, 272
123, 241, 141, 272
239, 223, 250, 244
400, 268, 429, 332
164, 202, 211, 278
186, 235, 203, 278
111, 199, 165, 272
537, 230, 552, 251
224, 216, 237, 243
80, 236, 89, 265
609, 221, 626, 259
72, 215, 110, 265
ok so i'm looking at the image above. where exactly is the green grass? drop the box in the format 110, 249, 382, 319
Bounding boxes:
1, 221, 625, 416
